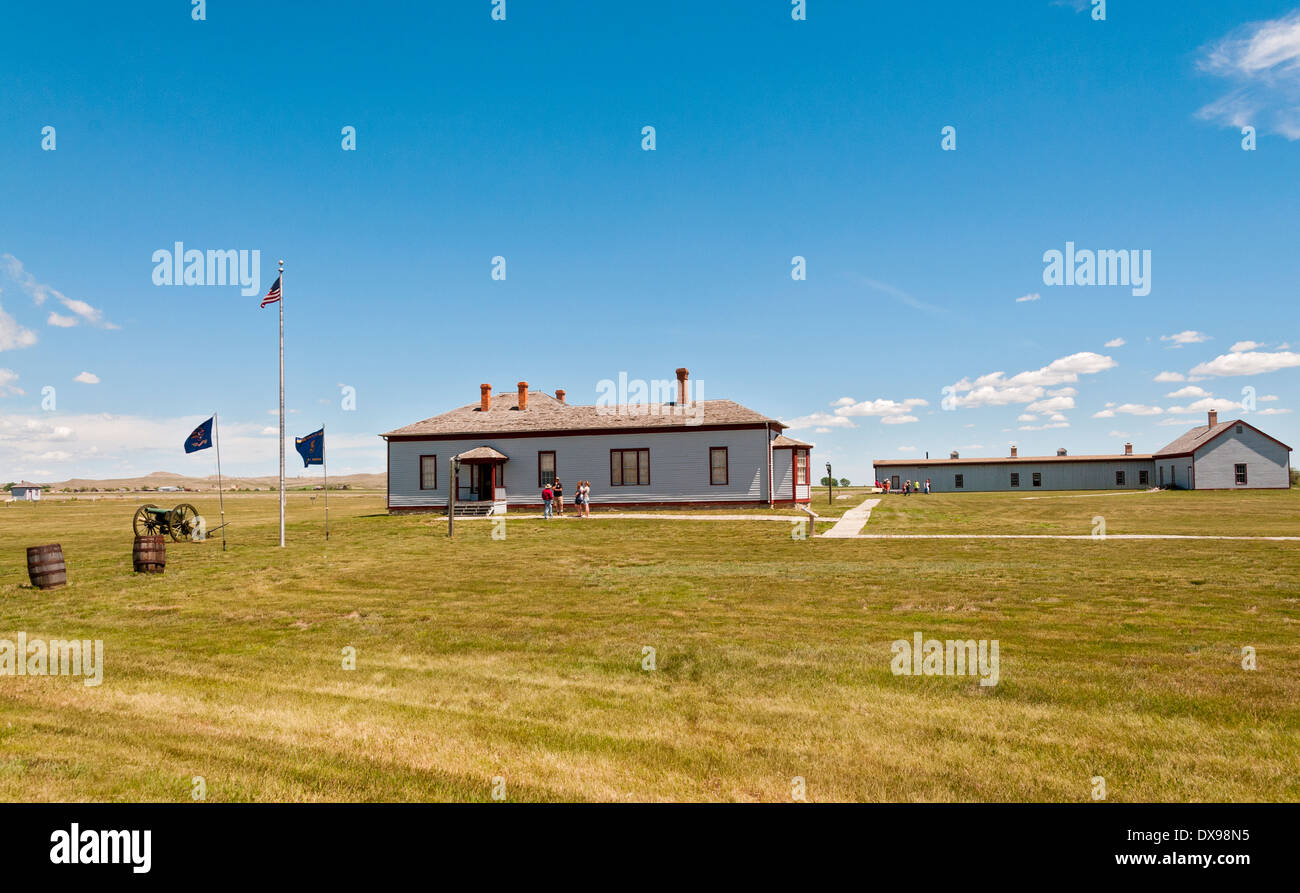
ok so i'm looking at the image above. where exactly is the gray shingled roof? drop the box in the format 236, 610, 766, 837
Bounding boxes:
1153, 419, 1237, 456
771, 434, 813, 448
382, 390, 781, 437
874, 453, 1153, 467
876, 417, 1292, 467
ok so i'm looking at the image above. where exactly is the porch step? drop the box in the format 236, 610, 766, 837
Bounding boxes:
452, 502, 495, 517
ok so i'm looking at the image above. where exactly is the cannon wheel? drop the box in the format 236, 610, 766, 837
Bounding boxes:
169, 503, 200, 542
134, 504, 163, 537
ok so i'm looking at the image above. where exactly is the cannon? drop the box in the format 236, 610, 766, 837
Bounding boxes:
132, 503, 205, 542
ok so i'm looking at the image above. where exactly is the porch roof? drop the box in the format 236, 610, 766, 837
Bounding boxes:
455, 446, 509, 462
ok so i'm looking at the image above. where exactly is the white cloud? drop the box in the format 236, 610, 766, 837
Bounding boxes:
1019, 421, 1070, 431
0, 254, 118, 329
896, 445, 918, 453
1189, 350, 1300, 377
1093, 403, 1164, 418
1230, 340, 1263, 352
831, 397, 856, 408
947, 351, 1116, 409
1255, 407, 1293, 415
0, 411, 382, 476
1260, 394, 1279, 402
1165, 385, 1211, 398
1154, 371, 1186, 382
0, 367, 21, 396
73, 371, 99, 384
1104, 337, 1126, 348
783, 411, 855, 430
1160, 330, 1210, 347
1025, 395, 1075, 413
0, 305, 37, 351
1168, 397, 1242, 414
1015, 292, 1041, 303
1017, 413, 1038, 422
880, 415, 919, 425
1196, 11, 1300, 140
833, 397, 930, 419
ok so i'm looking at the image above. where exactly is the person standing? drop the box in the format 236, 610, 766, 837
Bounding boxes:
542, 484, 554, 519
553, 477, 564, 516
924, 478, 931, 495
583, 481, 592, 517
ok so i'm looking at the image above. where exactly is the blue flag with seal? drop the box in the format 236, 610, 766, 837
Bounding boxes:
185, 417, 214, 453
295, 428, 324, 467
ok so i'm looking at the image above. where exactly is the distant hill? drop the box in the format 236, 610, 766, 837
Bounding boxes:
30, 471, 385, 492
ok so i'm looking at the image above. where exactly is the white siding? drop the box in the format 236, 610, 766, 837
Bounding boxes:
388, 427, 772, 508
874, 460, 1157, 492
772, 448, 794, 500
1192, 426, 1291, 489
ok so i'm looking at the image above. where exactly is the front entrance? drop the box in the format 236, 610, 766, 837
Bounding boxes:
457, 461, 504, 501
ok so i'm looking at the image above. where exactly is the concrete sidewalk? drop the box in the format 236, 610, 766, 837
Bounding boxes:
818, 498, 881, 537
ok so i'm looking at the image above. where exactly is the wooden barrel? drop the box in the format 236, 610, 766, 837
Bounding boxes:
26, 544, 67, 590
132, 535, 166, 574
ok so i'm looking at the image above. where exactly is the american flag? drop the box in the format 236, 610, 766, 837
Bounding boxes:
260, 274, 282, 308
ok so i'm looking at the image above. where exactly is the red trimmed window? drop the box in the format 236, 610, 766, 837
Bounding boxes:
610, 449, 650, 486
710, 448, 728, 485
419, 455, 437, 490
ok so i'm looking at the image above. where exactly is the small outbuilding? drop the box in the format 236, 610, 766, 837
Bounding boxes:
10, 481, 43, 501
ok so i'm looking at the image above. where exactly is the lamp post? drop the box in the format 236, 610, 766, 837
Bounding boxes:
826, 462, 833, 506
448, 456, 460, 537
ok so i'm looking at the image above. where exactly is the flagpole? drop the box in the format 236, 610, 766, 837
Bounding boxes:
278, 259, 285, 548
214, 411, 227, 552
322, 423, 330, 540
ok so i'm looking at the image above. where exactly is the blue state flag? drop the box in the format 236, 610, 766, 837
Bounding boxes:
185, 417, 214, 453
295, 428, 324, 467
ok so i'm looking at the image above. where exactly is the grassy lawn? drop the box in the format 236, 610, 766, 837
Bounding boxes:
1, 490, 1297, 802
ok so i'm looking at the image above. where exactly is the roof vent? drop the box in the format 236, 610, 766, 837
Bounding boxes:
1057, 448, 1067, 456
950, 450, 959, 459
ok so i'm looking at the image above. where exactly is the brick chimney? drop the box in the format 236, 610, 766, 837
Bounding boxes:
1057, 448, 1067, 456
1208, 409, 1218, 428
517, 381, 529, 411
1010, 446, 1018, 458
676, 367, 690, 405
480, 384, 492, 412
555, 389, 566, 404
1124, 442, 1133, 456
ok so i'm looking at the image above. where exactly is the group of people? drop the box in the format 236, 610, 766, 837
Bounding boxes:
540, 478, 592, 519
878, 478, 931, 495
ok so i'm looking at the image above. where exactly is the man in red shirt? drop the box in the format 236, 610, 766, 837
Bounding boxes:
542, 485, 554, 519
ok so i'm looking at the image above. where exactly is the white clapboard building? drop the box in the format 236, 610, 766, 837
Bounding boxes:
9, 481, 43, 501
874, 411, 1292, 492
381, 369, 812, 513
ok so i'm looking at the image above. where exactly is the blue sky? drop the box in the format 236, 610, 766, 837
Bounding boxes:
1, 0, 1298, 483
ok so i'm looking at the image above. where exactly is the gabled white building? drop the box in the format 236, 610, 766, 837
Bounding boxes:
381, 369, 813, 512
874, 411, 1291, 492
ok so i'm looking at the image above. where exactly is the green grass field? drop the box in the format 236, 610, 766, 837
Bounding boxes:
1, 489, 1297, 802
